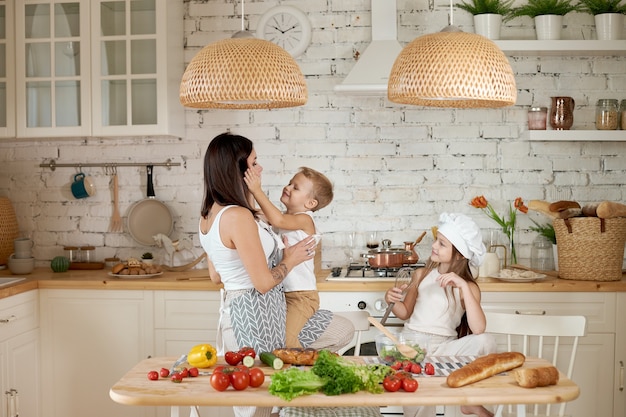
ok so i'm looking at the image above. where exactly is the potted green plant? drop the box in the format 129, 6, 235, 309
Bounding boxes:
456, 0, 515, 39
141, 252, 154, 265
578, 0, 626, 39
509, 0, 583, 39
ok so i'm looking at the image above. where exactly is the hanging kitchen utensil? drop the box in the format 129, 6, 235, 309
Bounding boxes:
109, 170, 123, 232
127, 165, 174, 246
368, 316, 419, 359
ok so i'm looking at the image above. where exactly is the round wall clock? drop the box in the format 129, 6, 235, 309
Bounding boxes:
256, 5, 312, 58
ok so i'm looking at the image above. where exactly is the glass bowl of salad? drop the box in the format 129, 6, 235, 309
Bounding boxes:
375, 331, 427, 364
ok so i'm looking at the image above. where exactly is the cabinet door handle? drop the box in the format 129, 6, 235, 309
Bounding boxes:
0, 314, 17, 324
620, 360, 624, 392
515, 310, 546, 315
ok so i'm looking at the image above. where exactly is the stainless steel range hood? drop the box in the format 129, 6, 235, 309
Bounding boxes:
334, 0, 402, 95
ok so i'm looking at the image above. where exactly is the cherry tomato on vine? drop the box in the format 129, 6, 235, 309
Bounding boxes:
230, 371, 250, 390
171, 372, 184, 383
210, 372, 230, 391
410, 363, 422, 374
239, 346, 256, 359
188, 367, 199, 377
159, 368, 170, 378
248, 368, 265, 388
383, 375, 402, 392
402, 378, 419, 392
425, 363, 435, 376
390, 361, 402, 371
225, 351, 243, 366
147, 371, 159, 381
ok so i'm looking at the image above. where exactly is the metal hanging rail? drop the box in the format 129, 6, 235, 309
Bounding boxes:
39, 159, 180, 171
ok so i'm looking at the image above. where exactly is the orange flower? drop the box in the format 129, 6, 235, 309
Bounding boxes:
470, 196, 488, 209
514, 197, 528, 214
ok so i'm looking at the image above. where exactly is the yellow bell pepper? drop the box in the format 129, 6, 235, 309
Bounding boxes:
187, 343, 218, 368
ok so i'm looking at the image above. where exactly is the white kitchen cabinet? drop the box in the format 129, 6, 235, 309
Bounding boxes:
11, 0, 183, 139
0, 290, 40, 417
39, 289, 155, 417
616, 293, 626, 417
153, 290, 234, 417
0, 1, 15, 138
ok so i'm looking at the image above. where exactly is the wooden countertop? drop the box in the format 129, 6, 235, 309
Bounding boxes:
109, 356, 579, 408
1, 267, 626, 300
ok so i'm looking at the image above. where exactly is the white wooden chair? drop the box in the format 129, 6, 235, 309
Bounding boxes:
334, 310, 371, 356
484, 311, 587, 417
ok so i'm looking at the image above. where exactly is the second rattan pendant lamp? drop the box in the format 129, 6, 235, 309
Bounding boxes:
387, 1, 517, 108
179, 1, 307, 110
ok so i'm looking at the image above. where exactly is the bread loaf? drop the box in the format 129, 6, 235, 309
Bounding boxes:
446, 352, 525, 388
549, 201, 581, 213
558, 207, 583, 219
596, 201, 626, 219
582, 203, 600, 217
528, 200, 560, 219
512, 366, 559, 388
272, 348, 320, 366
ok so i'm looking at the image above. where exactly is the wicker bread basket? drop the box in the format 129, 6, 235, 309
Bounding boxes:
0, 197, 19, 266
554, 217, 626, 281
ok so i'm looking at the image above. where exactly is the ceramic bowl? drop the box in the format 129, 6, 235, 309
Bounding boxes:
375, 331, 427, 364
7, 254, 35, 275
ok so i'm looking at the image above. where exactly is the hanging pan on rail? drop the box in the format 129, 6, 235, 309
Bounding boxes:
127, 165, 174, 246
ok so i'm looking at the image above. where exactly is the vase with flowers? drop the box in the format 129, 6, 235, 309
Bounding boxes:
470, 196, 528, 265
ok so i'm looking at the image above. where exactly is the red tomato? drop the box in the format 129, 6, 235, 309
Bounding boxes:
171, 372, 184, 383
425, 363, 435, 376
225, 351, 243, 366
402, 378, 419, 392
248, 368, 265, 388
390, 361, 402, 371
159, 368, 170, 378
382, 375, 402, 392
233, 365, 249, 374
230, 371, 250, 390
210, 372, 230, 391
179, 367, 189, 378
212, 365, 226, 374
239, 346, 257, 359
188, 367, 199, 377
402, 360, 413, 372
410, 363, 422, 374
147, 371, 159, 381
395, 371, 412, 380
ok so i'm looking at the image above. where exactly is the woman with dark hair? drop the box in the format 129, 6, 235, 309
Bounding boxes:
199, 132, 354, 417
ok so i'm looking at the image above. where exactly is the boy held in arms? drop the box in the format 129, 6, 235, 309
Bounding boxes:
245, 167, 333, 348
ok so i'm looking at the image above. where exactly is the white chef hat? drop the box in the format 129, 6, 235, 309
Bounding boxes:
437, 212, 486, 267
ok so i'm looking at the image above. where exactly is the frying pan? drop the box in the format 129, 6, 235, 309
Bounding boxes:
127, 165, 174, 246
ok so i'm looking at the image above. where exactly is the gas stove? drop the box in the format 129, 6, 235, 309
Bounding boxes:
325, 262, 425, 282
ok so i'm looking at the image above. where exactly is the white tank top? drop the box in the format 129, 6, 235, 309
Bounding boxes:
404, 269, 465, 337
199, 206, 282, 291
277, 211, 317, 292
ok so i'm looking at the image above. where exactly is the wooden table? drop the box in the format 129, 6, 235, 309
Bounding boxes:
110, 356, 579, 413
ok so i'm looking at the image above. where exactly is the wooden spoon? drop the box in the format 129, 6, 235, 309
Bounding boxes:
368, 316, 419, 359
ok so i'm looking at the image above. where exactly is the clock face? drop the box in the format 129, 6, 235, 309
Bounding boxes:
256, 6, 312, 58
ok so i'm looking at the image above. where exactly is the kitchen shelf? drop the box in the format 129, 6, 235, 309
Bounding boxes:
495, 40, 626, 56
527, 130, 626, 141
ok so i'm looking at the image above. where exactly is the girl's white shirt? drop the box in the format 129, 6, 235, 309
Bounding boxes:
404, 268, 465, 337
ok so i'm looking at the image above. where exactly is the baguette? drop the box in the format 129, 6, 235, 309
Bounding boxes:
558, 207, 583, 219
512, 366, 559, 388
596, 201, 626, 219
527, 200, 560, 220
549, 201, 581, 213
582, 203, 600, 217
446, 352, 525, 388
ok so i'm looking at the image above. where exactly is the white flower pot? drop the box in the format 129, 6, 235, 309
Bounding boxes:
534, 15, 563, 40
595, 13, 624, 40
474, 14, 503, 40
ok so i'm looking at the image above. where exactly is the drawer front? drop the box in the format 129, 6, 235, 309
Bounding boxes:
481, 292, 615, 333
0, 290, 39, 341
154, 290, 221, 330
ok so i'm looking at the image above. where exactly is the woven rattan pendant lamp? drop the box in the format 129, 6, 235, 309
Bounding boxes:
179, 2, 307, 109
387, 1, 517, 108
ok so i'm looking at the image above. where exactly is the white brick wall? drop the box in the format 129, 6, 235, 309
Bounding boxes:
1, 0, 625, 270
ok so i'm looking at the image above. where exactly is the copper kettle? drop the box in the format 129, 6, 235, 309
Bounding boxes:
403, 231, 427, 264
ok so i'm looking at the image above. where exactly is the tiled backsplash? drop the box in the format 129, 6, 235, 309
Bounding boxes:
1, 1, 625, 269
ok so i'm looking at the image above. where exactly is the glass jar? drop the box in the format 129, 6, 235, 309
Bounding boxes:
63, 246, 79, 263
527, 107, 548, 130
620, 99, 626, 130
530, 235, 554, 271
80, 246, 95, 263
595, 99, 619, 130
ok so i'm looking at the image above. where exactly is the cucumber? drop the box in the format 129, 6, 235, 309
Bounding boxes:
260, 352, 284, 370
242, 355, 255, 368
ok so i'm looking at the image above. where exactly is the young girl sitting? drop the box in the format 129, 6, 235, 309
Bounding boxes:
385, 212, 497, 417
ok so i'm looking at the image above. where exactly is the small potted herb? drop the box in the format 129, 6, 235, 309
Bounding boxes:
509, 0, 583, 39
578, 0, 626, 40
141, 252, 154, 265
456, 0, 515, 38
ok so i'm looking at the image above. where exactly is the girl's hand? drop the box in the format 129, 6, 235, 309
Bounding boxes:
385, 284, 408, 304
436, 272, 467, 290
244, 168, 262, 194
